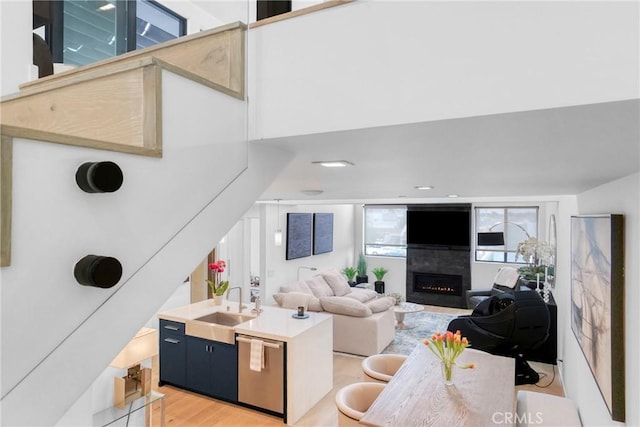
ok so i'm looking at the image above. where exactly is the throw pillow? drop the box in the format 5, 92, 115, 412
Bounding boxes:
319, 296, 372, 317
344, 288, 378, 303
279, 280, 313, 295
366, 296, 395, 313
273, 292, 323, 311
306, 275, 335, 298
321, 270, 352, 297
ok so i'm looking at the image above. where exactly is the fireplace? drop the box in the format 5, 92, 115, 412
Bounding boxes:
413, 272, 463, 296
405, 203, 472, 309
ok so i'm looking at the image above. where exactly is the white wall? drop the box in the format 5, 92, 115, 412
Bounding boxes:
248, 1, 639, 141
260, 203, 356, 305
0, 0, 31, 96
558, 173, 640, 426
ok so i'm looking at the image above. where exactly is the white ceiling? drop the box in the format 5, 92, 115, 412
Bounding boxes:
256, 100, 639, 204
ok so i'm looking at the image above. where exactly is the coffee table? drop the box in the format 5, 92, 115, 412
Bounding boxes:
393, 302, 423, 329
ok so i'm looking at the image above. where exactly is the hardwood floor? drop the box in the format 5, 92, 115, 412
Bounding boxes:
151, 305, 563, 426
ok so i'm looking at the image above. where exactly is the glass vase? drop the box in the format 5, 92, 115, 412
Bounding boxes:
441, 360, 455, 386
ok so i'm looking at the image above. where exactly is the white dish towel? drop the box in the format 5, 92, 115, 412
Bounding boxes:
250, 339, 264, 372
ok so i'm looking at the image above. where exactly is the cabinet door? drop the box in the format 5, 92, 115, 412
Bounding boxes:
209, 341, 238, 402
159, 333, 186, 386
186, 336, 214, 395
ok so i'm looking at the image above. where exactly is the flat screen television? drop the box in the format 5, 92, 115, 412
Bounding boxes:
407, 210, 471, 249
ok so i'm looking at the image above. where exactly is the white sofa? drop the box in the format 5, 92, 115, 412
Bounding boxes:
273, 270, 396, 356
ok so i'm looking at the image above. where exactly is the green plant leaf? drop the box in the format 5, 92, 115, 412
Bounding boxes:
372, 267, 388, 281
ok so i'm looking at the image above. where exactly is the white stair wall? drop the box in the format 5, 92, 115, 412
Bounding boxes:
248, 1, 638, 140
0, 68, 293, 425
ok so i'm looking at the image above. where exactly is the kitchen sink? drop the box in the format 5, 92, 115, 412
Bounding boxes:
186, 311, 255, 344
194, 312, 254, 326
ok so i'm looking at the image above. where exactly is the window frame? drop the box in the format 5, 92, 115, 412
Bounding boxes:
474, 206, 539, 264
47, 0, 186, 66
363, 204, 407, 258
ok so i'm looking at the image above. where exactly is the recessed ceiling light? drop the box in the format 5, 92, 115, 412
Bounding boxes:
415, 186, 434, 190
98, 3, 116, 11
447, 194, 459, 198
301, 190, 324, 196
311, 160, 354, 168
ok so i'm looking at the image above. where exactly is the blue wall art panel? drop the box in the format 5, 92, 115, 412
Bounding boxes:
313, 213, 334, 255
286, 213, 312, 260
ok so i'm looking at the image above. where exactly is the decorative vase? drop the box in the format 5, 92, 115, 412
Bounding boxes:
212, 295, 223, 305
441, 361, 455, 385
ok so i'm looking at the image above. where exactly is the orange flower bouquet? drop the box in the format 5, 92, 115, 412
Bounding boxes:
423, 330, 475, 384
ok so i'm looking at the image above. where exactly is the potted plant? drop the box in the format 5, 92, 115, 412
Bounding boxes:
372, 267, 388, 294
207, 260, 230, 304
342, 267, 357, 286
515, 237, 553, 288
355, 253, 369, 284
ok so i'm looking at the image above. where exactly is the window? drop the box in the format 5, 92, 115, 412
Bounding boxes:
364, 205, 407, 257
48, 0, 186, 66
475, 207, 539, 263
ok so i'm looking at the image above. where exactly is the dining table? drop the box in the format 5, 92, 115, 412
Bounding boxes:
359, 345, 516, 426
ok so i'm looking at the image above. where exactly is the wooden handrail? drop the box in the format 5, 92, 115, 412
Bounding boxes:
249, 1, 352, 29
0, 22, 246, 267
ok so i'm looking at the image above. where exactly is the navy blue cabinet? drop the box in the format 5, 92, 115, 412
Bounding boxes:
186, 336, 238, 402
159, 320, 186, 387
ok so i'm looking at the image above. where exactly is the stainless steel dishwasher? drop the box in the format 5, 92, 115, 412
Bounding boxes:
236, 334, 286, 415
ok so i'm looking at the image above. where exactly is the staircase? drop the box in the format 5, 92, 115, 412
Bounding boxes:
0, 22, 291, 426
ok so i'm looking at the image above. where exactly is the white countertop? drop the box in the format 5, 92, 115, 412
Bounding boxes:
158, 299, 332, 342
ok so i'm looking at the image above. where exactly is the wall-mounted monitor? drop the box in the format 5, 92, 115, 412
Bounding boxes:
313, 213, 334, 255
286, 213, 312, 260
407, 205, 471, 249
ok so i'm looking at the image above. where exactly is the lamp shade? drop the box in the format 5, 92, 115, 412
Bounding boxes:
477, 232, 505, 246
110, 327, 158, 369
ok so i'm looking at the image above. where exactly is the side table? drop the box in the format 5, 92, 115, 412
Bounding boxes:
393, 302, 424, 330
93, 390, 165, 427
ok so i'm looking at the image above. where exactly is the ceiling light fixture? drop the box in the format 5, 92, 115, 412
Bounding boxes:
274, 199, 283, 246
301, 190, 324, 196
140, 22, 151, 37
312, 160, 354, 168
447, 194, 459, 198
98, 3, 116, 11
415, 186, 434, 190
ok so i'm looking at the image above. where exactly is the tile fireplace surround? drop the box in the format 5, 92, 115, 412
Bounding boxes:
406, 246, 471, 308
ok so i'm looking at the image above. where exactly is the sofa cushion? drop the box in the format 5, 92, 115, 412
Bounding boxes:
280, 280, 313, 295
320, 296, 372, 318
306, 275, 335, 298
366, 296, 396, 313
321, 270, 352, 297
344, 288, 378, 303
273, 292, 323, 312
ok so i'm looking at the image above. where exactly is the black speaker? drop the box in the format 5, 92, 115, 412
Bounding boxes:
74, 255, 122, 288
76, 161, 123, 193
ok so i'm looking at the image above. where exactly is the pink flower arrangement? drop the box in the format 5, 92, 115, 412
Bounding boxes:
423, 330, 475, 382
207, 260, 229, 296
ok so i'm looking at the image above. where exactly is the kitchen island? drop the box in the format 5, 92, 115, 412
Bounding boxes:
157, 300, 333, 425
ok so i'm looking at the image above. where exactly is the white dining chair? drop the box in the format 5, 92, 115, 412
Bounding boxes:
361, 353, 408, 382
335, 382, 386, 426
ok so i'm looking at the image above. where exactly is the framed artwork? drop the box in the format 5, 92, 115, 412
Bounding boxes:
571, 214, 625, 421
313, 213, 334, 255
286, 213, 312, 260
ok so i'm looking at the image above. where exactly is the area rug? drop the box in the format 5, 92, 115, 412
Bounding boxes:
382, 310, 459, 355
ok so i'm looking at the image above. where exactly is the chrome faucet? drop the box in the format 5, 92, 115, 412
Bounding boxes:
226, 286, 244, 313
252, 296, 262, 314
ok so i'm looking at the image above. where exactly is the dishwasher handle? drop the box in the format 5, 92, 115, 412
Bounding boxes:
236, 336, 282, 349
